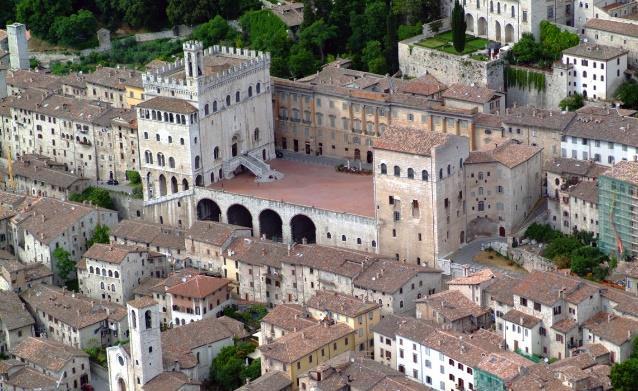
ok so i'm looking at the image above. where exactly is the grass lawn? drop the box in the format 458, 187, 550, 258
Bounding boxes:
416, 32, 489, 58
473, 250, 527, 273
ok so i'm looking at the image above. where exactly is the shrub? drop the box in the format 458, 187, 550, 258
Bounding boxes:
525, 223, 562, 243
126, 170, 141, 184
398, 24, 422, 40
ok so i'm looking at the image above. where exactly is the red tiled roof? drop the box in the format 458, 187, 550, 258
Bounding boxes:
166, 275, 230, 299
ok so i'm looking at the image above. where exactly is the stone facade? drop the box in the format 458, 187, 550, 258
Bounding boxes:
505, 64, 570, 110
398, 40, 505, 90
375, 131, 469, 266
138, 43, 275, 204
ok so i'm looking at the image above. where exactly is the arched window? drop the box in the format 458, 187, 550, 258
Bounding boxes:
182, 179, 189, 190
511, 5, 515, 16
111, 284, 115, 291
459, 158, 463, 168
439, 168, 443, 179
393, 166, 401, 177
195, 156, 200, 169
236, 91, 240, 102
422, 170, 429, 181
169, 157, 175, 168
114, 271, 119, 278
582, 70, 587, 77
108, 270, 113, 277
372, 240, 376, 247
213, 101, 217, 112
254, 128, 259, 142
213, 147, 220, 160
89, 266, 94, 273
102, 268, 106, 276
357, 238, 362, 244
131, 310, 137, 329
180, 138, 185, 145
157, 153, 165, 166
248, 86, 253, 97
407, 168, 414, 179
204, 104, 209, 115
341, 235, 346, 241
380, 163, 387, 174
226, 95, 231, 106
256, 83, 261, 94
327, 232, 332, 239
145, 150, 152, 164
447, 164, 451, 175
100, 282, 105, 289
168, 136, 173, 143
145, 310, 152, 329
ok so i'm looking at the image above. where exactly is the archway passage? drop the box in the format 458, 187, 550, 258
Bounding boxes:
505, 23, 514, 43
499, 226, 506, 237
228, 204, 253, 230
197, 199, 221, 221
118, 378, 126, 391
466, 14, 475, 33
291, 214, 316, 244
259, 209, 283, 242
495, 21, 502, 42
478, 17, 487, 36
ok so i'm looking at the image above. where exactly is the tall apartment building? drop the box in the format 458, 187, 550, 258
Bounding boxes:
374, 127, 469, 266
137, 42, 276, 202
598, 160, 638, 258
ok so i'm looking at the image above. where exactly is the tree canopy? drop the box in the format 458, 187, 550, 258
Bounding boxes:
209, 342, 259, 390
87, 225, 111, 248
559, 93, 584, 112
53, 247, 75, 282
451, 0, 466, 53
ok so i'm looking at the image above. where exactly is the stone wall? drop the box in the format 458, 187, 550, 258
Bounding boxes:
421, 18, 451, 38
483, 241, 556, 272
398, 39, 505, 91
135, 25, 194, 42
505, 64, 570, 110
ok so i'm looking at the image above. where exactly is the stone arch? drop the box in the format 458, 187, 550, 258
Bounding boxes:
227, 204, 253, 230
145, 310, 152, 329
195, 175, 203, 186
197, 199, 221, 222
118, 378, 126, 391
182, 179, 189, 191
170, 176, 178, 193
259, 209, 283, 242
499, 226, 506, 237
495, 20, 502, 42
158, 174, 167, 196
478, 17, 487, 36
291, 214, 316, 244
466, 14, 475, 33
505, 23, 514, 43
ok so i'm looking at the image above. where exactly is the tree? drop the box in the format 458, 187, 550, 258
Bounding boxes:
299, 19, 337, 63
364, 0, 387, 43
51, 9, 98, 49
539, 21, 579, 61
510, 33, 541, 65
117, 0, 167, 30
385, 3, 399, 73
451, 0, 466, 53
53, 247, 75, 282
166, 0, 216, 26
69, 187, 114, 210
0, 0, 17, 27
611, 358, 638, 391
543, 236, 583, 260
88, 225, 111, 248
615, 80, 638, 109
288, 44, 316, 78
240, 358, 260, 384
210, 342, 257, 391
16, 0, 72, 41
192, 15, 236, 48
362, 40, 387, 74
559, 93, 584, 112
95, 0, 124, 29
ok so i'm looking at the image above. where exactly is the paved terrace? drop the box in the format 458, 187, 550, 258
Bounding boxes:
208, 159, 375, 217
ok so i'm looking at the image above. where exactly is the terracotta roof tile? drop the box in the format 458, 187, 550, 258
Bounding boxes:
502, 309, 542, 328
11, 337, 87, 372
261, 303, 317, 332
142, 371, 200, 391
443, 83, 499, 104
307, 291, 380, 318
166, 275, 230, 299
545, 157, 607, 178
374, 126, 453, 156
563, 42, 628, 61
465, 140, 542, 168
583, 312, 638, 345
447, 268, 498, 285
0, 291, 34, 330
84, 243, 145, 264
511, 271, 582, 306
602, 160, 638, 186
417, 290, 488, 321
161, 316, 246, 368
259, 322, 354, 364
585, 17, 638, 37
236, 370, 291, 391
137, 96, 197, 114
186, 220, 249, 247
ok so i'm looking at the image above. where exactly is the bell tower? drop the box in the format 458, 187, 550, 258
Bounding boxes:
127, 298, 163, 388
183, 41, 204, 79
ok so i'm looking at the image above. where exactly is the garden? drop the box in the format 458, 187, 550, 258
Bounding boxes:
416, 31, 489, 56
524, 223, 615, 281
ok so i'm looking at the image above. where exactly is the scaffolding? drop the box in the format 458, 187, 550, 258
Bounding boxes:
598, 175, 638, 260
474, 368, 505, 391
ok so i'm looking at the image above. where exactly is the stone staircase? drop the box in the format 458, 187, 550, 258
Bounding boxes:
223, 154, 283, 182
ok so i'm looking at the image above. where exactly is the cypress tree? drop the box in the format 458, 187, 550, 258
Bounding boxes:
451, 0, 466, 53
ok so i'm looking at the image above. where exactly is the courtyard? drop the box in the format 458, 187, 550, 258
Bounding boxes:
416, 31, 489, 58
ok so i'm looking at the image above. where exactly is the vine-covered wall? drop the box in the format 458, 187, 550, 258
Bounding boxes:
506, 66, 546, 92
